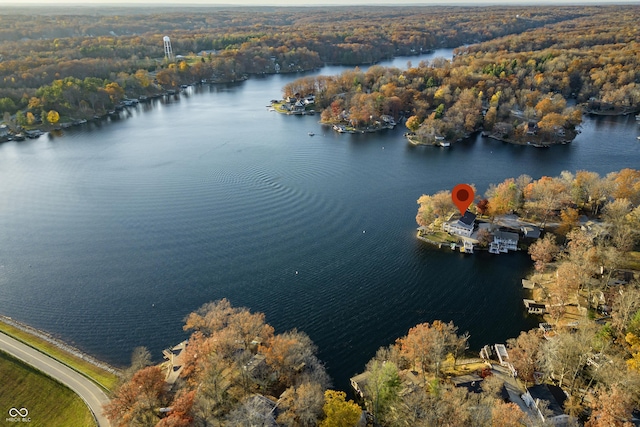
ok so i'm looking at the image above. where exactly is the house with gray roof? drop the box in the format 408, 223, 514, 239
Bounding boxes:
443, 211, 476, 237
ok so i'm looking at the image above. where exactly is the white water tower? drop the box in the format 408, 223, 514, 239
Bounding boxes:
163, 36, 174, 60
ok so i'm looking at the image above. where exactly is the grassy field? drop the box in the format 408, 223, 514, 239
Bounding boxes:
0, 321, 120, 391
0, 350, 97, 427
621, 251, 640, 271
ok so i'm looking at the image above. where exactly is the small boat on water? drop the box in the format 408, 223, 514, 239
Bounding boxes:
637, 136, 640, 140
308, 132, 315, 136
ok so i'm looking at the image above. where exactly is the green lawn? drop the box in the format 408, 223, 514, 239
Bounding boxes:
0, 350, 97, 427
0, 321, 120, 391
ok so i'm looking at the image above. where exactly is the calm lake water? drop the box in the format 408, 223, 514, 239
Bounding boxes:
1, 49, 639, 392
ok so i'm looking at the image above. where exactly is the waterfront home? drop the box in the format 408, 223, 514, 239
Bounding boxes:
489, 230, 519, 254
443, 211, 476, 237
244, 353, 268, 377
291, 100, 306, 114
539, 322, 555, 339
450, 374, 483, 393
521, 384, 570, 426
521, 225, 541, 239
286, 95, 299, 103
350, 371, 369, 399
380, 114, 396, 127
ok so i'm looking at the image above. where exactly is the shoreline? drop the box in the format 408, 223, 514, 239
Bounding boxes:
0, 314, 121, 378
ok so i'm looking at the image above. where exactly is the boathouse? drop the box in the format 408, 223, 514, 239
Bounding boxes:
494, 344, 510, 367
163, 340, 187, 385
489, 230, 519, 253
523, 299, 547, 315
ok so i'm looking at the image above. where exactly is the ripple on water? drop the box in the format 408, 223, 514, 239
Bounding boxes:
1, 58, 638, 388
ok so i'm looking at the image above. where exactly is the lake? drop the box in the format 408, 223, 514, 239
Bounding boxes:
0, 48, 639, 392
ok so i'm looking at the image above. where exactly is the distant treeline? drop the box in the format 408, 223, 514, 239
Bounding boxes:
1, 6, 639, 131
0, 5, 598, 122
282, 7, 639, 144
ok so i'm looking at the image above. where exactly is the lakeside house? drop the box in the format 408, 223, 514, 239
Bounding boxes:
278, 93, 315, 115
521, 384, 570, 426
489, 230, 519, 254
521, 225, 541, 239
443, 211, 476, 237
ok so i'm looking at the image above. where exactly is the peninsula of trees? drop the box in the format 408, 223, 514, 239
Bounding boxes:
279, 6, 639, 145
2, 5, 640, 137
412, 168, 640, 425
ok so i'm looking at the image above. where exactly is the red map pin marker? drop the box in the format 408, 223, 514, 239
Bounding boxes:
452, 183, 474, 215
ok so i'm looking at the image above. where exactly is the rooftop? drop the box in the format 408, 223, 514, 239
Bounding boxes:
494, 230, 519, 241
459, 210, 477, 226
527, 384, 567, 417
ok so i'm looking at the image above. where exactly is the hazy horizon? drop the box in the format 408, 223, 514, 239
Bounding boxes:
2, 0, 638, 5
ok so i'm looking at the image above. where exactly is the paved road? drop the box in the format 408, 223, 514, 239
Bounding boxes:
0, 331, 111, 427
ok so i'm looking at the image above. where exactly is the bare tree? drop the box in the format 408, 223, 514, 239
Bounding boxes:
276, 382, 325, 427
611, 282, 640, 336
122, 346, 152, 381
538, 326, 595, 393
226, 395, 278, 427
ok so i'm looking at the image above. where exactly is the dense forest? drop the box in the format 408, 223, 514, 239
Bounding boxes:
282, 7, 639, 145
413, 168, 640, 426
5, 6, 637, 425
104, 299, 348, 427
1, 5, 630, 131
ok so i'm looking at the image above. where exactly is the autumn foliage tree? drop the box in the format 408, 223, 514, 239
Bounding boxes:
396, 320, 468, 378
585, 385, 635, 427
46, 109, 60, 124
485, 178, 522, 217
319, 390, 362, 427
103, 366, 168, 427
107, 299, 330, 426
507, 329, 544, 385
416, 190, 456, 227
528, 233, 559, 272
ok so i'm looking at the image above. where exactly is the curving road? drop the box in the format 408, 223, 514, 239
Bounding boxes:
0, 331, 111, 427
